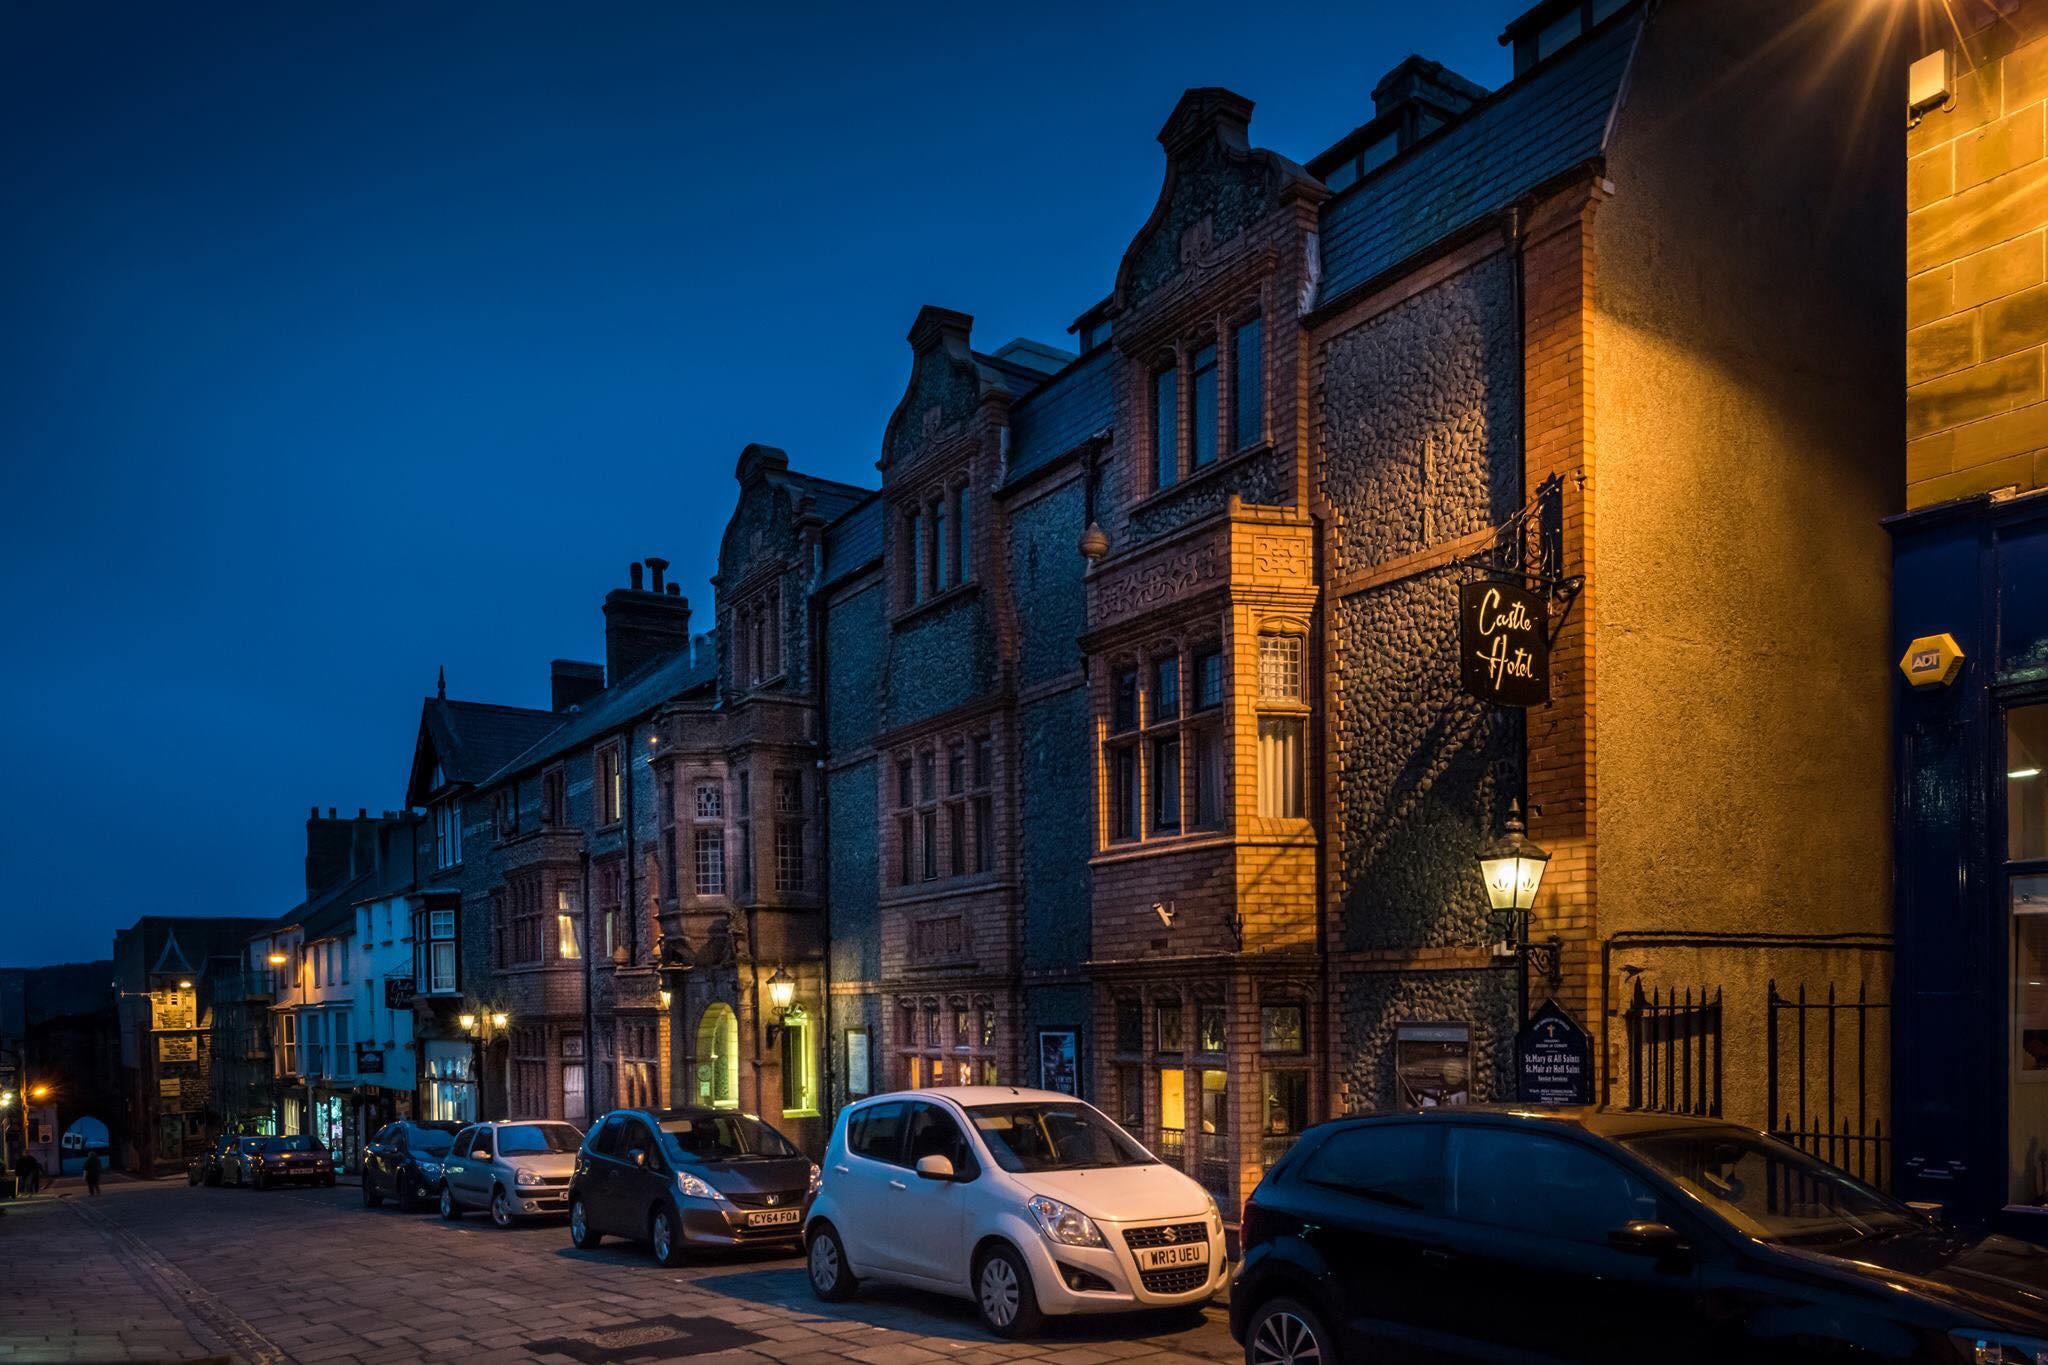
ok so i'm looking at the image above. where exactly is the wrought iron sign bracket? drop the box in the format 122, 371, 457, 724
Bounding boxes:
1453, 472, 1584, 637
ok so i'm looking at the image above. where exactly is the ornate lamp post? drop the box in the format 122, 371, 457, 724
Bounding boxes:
762, 964, 797, 1046
1479, 801, 1560, 1012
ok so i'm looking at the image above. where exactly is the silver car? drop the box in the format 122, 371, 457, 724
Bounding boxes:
438, 1120, 583, 1226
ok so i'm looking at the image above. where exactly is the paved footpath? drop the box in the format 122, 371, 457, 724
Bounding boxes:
0, 1176, 1237, 1364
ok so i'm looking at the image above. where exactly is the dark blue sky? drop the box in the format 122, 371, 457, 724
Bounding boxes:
0, 1, 1520, 966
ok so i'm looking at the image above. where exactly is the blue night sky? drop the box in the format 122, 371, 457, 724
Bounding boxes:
0, 1, 1521, 966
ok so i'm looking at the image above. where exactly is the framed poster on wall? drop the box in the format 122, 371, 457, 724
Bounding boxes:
1038, 1029, 1079, 1096
1394, 1022, 1472, 1109
846, 1027, 870, 1098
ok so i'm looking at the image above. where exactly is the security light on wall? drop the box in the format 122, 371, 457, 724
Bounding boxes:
1909, 48, 1952, 120
1152, 901, 1177, 928
267, 952, 287, 967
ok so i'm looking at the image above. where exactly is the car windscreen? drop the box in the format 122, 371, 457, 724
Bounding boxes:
966, 1102, 1156, 1172
657, 1114, 799, 1163
406, 1128, 456, 1156
1622, 1129, 1917, 1245
493, 1123, 582, 1155
262, 1136, 323, 1153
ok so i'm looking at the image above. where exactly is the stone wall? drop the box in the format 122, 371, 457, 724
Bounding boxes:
1007, 483, 1086, 691
1335, 968, 1518, 1112
1908, 4, 2048, 505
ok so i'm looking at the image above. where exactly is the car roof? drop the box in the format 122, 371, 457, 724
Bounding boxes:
1305, 1105, 1760, 1141
850, 1086, 1082, 1107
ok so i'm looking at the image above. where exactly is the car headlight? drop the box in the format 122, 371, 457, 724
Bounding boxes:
676, 1172, 719, 1200
515, 1168, 543, 1187
1950, 1330, 2048, 1363
807, 1163, 822, 1194
1027, 1194, 1106, 1248
1203, 1191, 1222, 1227
415, 1159, 441, 1177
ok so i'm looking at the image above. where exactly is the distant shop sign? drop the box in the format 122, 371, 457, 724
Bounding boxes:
355, 1043, 385, 1074
1516, 999, 1593, 1105
1459, 579, 1549, 708
1395, 1023, 1471, 1109
384, 978, 416, 1011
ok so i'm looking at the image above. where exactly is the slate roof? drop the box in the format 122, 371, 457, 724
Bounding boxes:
1006, 346, 1116, 486
786, 472, 870, 524
298, 868, 377, 942
1316, 12, 1641, 305
822, 494, 884, 586
481, 635, 719, 786
418, 699, 559, 789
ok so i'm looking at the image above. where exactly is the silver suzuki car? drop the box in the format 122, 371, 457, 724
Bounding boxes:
437, 1119, 584, 1226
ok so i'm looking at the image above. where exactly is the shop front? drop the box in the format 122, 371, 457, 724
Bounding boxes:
1890, 488, 2048, 1233
419, 1039, 475, 1123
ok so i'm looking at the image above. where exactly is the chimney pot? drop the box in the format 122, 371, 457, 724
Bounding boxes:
358, 807, 368, 819
328, 806, 337, 819
630, 561, 644, 591
666, 582, 681, 597
646, 556, 669, 592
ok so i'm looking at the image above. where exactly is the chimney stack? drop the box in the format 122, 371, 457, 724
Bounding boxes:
1369, 56, 1485, 150
550, 659, 606, 712
602, 558, 692, 684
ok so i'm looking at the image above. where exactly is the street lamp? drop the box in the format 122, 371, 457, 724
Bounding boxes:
489, 1011, 508, 1031
1478, 800, 1550, 914
763, 965, 797, 1046
266, 952, 287, 967
458, 1013, 478, 1032
1480, 800, 1561, 1013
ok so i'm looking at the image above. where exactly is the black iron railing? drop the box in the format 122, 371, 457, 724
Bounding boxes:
1766, 980, 1890, 1190
1624, 982, 1722, 1117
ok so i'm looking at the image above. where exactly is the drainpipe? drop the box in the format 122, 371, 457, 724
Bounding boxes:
812, 543, 836, 1133
580, 850, 594, 1123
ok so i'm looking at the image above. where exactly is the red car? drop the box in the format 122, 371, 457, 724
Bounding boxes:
248, 1135, 335, 1190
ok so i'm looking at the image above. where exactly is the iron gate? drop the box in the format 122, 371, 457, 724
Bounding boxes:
1766, 980, 1890, 1189
1624, 982, 1723, 1117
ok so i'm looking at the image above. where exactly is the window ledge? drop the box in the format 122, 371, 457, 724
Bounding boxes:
1090, 831, 1234, 866
891, 580, 980, 629
881, 878, 1013, 910
1129, 442, 1272, 518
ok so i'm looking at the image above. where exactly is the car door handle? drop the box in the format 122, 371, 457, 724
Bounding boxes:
833, 1164, 851, 1174
888, 1179, 908, 1190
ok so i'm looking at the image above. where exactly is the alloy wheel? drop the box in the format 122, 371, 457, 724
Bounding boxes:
978, 1256, 1020, 1329
1250, 1309, 1324, 1365
652, 1210, 673, 1262
808, 1234, 839, 1292
570, 1199, 589, 1244
491, 1189, 512, 1227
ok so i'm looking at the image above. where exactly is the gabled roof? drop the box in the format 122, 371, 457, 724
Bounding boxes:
405, 696, 559, 807
1006, 347, 1116, 487
299, 867, 378, 942
150, 930, 195, 978
481, 635, 719, 787
785, 471, 870, 525
1316, 10, 1642, 305
821, 494, 884, 586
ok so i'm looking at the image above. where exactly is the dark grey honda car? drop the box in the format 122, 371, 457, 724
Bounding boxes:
567, 1107, 817, 1265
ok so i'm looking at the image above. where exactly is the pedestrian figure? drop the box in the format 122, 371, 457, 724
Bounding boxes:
83, 1149, 101, 1196
13, 1150, 41, 1195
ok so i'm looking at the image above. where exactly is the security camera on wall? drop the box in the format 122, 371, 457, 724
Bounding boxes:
1152, 901, 1176, 928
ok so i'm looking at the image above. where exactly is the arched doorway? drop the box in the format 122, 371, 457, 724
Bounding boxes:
695, 1003, 739, 1109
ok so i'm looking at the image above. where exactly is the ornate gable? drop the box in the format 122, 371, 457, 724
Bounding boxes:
881, 306, 982, 471
1112, 88, 1325, 317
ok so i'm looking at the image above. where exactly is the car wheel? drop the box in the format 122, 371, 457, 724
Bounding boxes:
205, 1169, 220, 1187
973, 1244, 1043, 1340
490, 1187, 514, 1228
362, 1176, 383, 1208
188, 1168, 201, 1186
569, 1197, 603, 1249
650, 1205, 686, 1268
439, 1185, 463, 1220
1246, 1296, 1338, 1365
806, 1221, 858, 1302
254, 1169, 268, 1191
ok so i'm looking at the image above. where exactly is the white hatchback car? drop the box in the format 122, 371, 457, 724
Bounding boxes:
804, 1086, 1226, 1337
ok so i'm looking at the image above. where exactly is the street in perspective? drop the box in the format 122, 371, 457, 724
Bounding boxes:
10, 0, 2048, 1360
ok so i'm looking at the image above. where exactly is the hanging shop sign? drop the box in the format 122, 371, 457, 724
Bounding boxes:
354, 1043, 385, 1074
1395, 1023, 1472, 1109
383, 978, 416, 1011
1460, 579, 1550, 707
1516, 999, 1593, 1105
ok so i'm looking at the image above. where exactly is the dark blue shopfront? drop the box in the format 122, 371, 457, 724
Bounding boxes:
1890, 488, 2048, 1231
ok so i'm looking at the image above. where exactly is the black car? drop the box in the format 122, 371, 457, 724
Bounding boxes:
361, 1120, 464, 1212
567, 1107, 817, 1266
246, 1134, 335, 1190
1232, 1106, 2048, 1364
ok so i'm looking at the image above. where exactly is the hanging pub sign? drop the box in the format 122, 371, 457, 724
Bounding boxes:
1516, 999, 1593, 1105
1460, 578, 1550, 708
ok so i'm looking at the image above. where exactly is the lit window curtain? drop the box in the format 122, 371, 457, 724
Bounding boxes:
1257, 717, 1303, 818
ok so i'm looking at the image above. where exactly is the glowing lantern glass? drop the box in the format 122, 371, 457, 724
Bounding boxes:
766, 965, 796, 1017
1478, 801, 1550, 913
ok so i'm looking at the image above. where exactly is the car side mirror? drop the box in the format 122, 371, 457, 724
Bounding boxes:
1609, 1220, 1688, 1259
628, 1147, 648, 1168
915, 1154, 956, 1181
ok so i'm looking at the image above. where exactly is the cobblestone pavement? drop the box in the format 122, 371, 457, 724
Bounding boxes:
0, 1177, 1238, 1363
